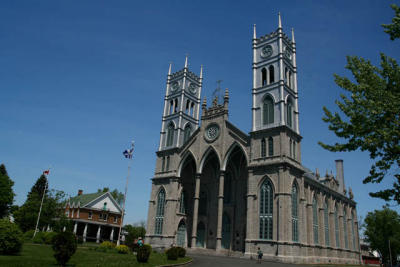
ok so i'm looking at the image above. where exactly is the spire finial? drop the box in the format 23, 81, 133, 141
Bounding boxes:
200, 64, 203, 79
184, 54, 188, 68
291, 28, 295, 43
253, 24, 257, 39
278, 12, 282, 29
168, 62, 172, 75
315, 168, 320, 178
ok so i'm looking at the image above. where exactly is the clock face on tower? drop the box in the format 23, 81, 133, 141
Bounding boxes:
204, 124, 220, 142
188, 83, 197, 94
261, 45, 273, 58
171, 81, 180, 92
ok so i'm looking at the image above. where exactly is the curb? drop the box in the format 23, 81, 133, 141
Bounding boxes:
157, 259, 193, 267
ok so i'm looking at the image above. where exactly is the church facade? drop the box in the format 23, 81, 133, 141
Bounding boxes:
145, 16, 361, 264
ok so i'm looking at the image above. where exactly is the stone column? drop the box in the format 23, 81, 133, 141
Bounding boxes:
83, 224, 88, 242
73, 222, 78, 234
110, 227, 114, 241
191, 173, 201, 247
96, 225, 101, 243
216, 171, 225, 250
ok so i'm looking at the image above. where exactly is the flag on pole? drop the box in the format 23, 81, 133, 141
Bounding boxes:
123, 141, 135, 159
43, 169, 50, 176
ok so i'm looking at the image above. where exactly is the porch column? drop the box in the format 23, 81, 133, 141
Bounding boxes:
110, 227, 114, 242
83, 223, 88, 242
46, 224, 50, 232
96, 225, 101, 243
63, 226, 66, 232
216, 171, 225, 250
73, 222, 78, 234
191, 173, 201, 247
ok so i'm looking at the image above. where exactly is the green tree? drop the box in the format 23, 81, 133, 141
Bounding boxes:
14, 174, 65, 232
0, 164, 15, 218
319, 5, 400, 203
383, 4, 400, 40
97, 187, 124, 206
364, 207, 400, 266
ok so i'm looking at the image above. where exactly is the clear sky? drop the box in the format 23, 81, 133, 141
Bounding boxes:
1, 0, 399, 227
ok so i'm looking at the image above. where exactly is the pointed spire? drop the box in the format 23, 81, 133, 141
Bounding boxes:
168, 62, 172, 75
315, 168, 320, 178
224, 88, 229, 108
184, 54, 188, 68
200, 64, 203, 79
253, 24, 257, 39
278, 12, 282, 29
202, 97, 207, 109
291, 28, 295, 43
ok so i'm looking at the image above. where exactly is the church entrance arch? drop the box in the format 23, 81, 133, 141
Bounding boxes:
222, 213, 231, 249
196, 222, 205, 248
177, 221, 186, 247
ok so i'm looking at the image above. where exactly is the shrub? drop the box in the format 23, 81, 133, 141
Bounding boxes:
51, 232, 77, 266
32, 231, 46, 244
137, 244, 152, 263
116, 244, 129, 254
176, 246, 186, 257
0, 219, 24, 255
44, 232, 57, 245
76, 236, 83, 244
100, 241, 116, 249
23, 230, 35, 241
165, 247, 179, 260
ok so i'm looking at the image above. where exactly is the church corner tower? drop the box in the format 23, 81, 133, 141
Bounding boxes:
250, 13, 301, 163
158, 56, 203, 151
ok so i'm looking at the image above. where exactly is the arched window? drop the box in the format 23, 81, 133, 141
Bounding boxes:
262, 95, 274, 125
268, 137, 274, 156
169, 100, 174, 115
183, 124, 191, 143
190, 102, 195, 116
352, 212, 356, 250
313, 196, 319, 244
155, 188, 165, 235
269, 65, 275, 83
161, 157, 165, 172
293, 140, 296, 160
262, 68, 267, 86
344, 208, 348, 249
335, 204, 340, 247
292, 183, 299, 242
179, 191, 185, 214
285, 67, 288, 85
289, 71, 292, 88
287, 100, 293, 128
259, 178, 273, 240
223, 173, 231, 204
166, 156, 170, 171
174, 98, 178, 113
261, 138, 266, 157
185, 100, 190, 114
324, 199, 330, 246
199, 191, 207, 215
166, 123, 174, 146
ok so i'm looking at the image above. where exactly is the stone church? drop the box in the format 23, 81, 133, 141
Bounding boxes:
145, 15, 360, 264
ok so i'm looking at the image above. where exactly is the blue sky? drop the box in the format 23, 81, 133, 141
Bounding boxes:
1, 0, 399, 226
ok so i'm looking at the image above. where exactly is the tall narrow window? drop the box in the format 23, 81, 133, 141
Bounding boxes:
352, 212, 356, 250
261, 138, 266, 157
290, 139, 293, 158
174, 99, 178, 113
184, 124, 191, 143
169, 100, 174, 115
344, 209, 348, 249
262, 68, 267, 86
185, 100, 190, 114
161, 157, 165, 172
262, 96, 274, 125
166, 156, 170, 171
268, 137, 273, 156
179, 191, 185, 214
259, 179, 273, 240
167, 123, 174, 146
269, 65, 275, 83
155, 189, 165, 235
190, 102, 195, 116
285, 67, 288, 85
289, 71, 292, 88
293, 140, 296, 160
287, 100, 293, 128
324, 200, 330, 246
292, 183, 299, 242
313, 196, 319, 244
335, 205, 340, 247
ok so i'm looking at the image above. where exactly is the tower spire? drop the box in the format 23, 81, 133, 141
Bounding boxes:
291, 28, 295, 43
278, 12, 282, 29
168, 62, 172, 75
184, 54, 188, 68
200, 64, 203, 79
253, 24, 257, 39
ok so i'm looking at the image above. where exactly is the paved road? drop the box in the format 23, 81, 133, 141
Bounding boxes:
189, 254, 306, 267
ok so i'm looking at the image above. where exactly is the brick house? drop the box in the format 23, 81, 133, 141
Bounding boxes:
64, 190, 123, 243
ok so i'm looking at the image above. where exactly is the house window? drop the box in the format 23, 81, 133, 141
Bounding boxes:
103, 202, 107, 211
268, 137, 273, 156
324, 200, 330, 246
166, 123, 174, 146
103, 213, 108, 221
313, 196, 319, 244
71, 209, 74, 218
114, 216, 118, 223
262, 96, 274, 125
292, 183, 299, 242
88, 211, 93, 219
261, 138, 266, 157
65, 210, 69, 217
259, 178, 273, 240
155, 188, 165, 235
335, 205, 339, 247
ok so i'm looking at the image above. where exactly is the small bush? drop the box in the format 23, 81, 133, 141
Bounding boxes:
0, 219, 24, 255
165, 247, 179, 260
137, 244, 152, 263
23, 230, 35, 241
176, 246, 186, 257
32, 231, 46, 244
44, 232, 57, 245
52, 232, 77, 266
116, 244, 129, 254
100, 241, 116, 249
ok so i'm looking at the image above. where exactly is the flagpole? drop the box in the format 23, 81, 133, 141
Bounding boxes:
33, 170, 50, 238
117, 142, 134, 246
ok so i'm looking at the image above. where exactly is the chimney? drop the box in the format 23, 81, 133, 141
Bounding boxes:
335, 159, 345, 194
78, 189, 83, 196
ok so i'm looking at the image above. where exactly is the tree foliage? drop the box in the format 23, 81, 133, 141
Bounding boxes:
97, 187, 124, 206
13, 174, 65, 232
383, 4, 400, 40
364, 207, 400, 266
319, 5, 400, 203
0, 164, 15, 218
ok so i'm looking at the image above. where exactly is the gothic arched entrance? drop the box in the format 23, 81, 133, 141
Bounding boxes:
222, 213, 231, 249
177, 221, 186, 247
196, 222, 205, 247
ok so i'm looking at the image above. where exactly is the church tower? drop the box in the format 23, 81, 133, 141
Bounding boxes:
158, 57, 203, 151
251, 14, 301, 161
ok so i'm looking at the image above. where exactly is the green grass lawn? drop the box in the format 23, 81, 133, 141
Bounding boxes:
0, 243, 191, 266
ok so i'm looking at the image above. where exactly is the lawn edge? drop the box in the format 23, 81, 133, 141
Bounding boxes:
157, 258, 193, 267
